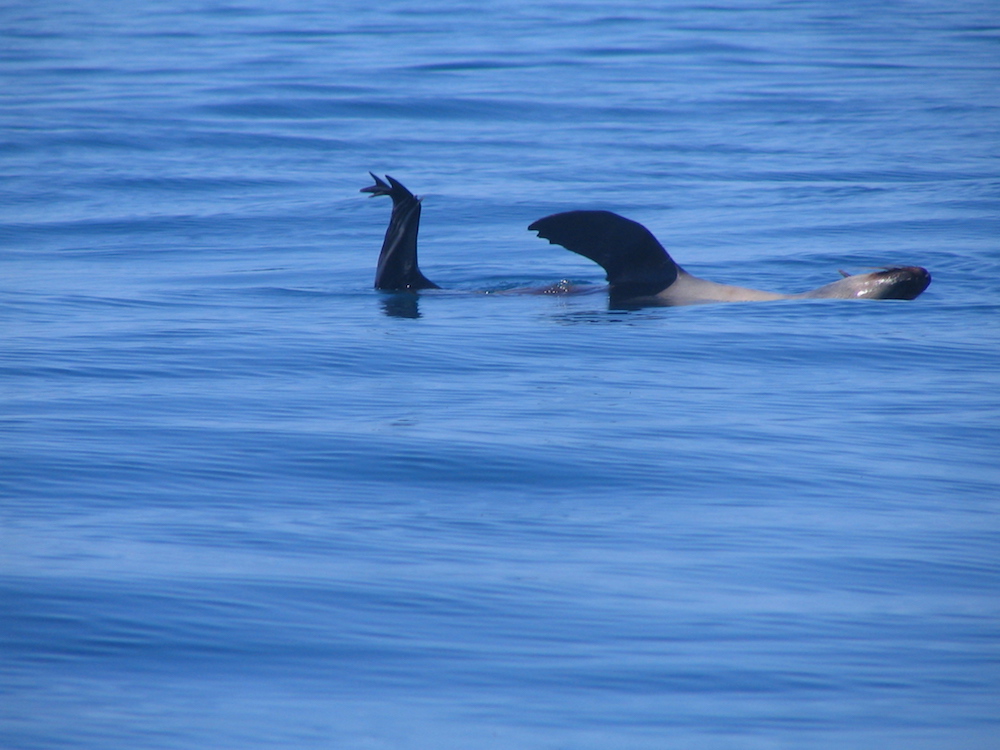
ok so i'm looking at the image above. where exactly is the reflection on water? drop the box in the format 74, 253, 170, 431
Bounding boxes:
380, 292, 421, 319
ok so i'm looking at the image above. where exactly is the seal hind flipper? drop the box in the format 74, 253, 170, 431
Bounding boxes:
363, 173, 439, 291
529, 210, 679, 295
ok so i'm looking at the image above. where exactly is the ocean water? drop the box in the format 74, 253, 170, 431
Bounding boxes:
2, 1, 999, 748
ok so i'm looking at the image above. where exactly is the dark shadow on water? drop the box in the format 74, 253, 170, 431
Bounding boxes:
551, 307, 663, 325
380, 292, 421, 319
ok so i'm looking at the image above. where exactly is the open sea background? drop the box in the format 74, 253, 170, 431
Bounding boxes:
2, 1, 999, 748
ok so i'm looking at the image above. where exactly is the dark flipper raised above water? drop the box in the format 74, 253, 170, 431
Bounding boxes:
528, 210, 680, 297
362, 173, 439, 291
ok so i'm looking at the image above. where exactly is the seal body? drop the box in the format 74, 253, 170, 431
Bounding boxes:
529, 210, 931, 306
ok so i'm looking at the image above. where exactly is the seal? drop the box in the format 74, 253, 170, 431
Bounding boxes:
363, 174, 931, 304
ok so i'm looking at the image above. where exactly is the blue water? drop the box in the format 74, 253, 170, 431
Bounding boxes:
2, 1, 999, 748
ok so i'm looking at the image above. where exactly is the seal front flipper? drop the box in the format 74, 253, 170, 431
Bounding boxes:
363, 173, 439, 291
528, 210, 679, 297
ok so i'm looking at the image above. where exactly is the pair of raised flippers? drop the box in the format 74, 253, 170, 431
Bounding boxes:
362, 173, 931, 306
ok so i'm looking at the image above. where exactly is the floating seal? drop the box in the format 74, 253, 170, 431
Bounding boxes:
364, 174, 931, 304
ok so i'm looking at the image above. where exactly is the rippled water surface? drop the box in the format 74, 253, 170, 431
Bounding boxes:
2, 1, 999, 748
